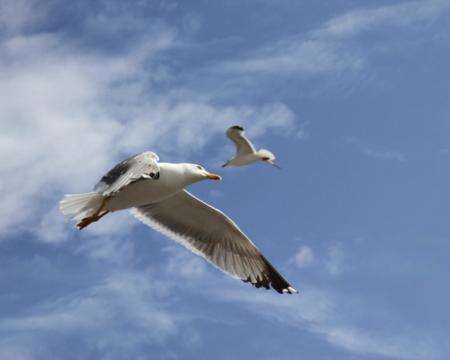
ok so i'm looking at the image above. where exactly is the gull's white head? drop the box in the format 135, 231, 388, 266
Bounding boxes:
182, 163, 222, 183
257, 149, 281, 169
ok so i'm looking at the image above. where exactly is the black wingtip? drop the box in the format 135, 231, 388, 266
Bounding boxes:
230, 125, 244, 131
260, 255, 297, 294
242, 255, 298, 294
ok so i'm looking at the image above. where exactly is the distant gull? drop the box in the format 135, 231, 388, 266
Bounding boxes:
222, 125, 281, 169
59, 151, 297, 294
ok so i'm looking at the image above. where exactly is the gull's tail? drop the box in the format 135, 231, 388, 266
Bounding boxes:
59, 192, 104, 223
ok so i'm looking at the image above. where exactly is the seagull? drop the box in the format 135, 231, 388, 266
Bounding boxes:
59, 151, 297, 294
222, 125, 281, 169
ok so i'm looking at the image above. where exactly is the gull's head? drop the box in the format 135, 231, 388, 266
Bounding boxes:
257, 149, 281, 169
257, 149, 276, 162
183, 163, 222, 182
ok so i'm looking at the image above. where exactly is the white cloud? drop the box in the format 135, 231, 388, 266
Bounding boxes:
0, 269, 183, 356
322, 0, 450, 37
325, 243, 345, 276
322, 326, 438, 360
362, 148, 407, 162
2, 2, 446, 360
347, 137, 407, 162
219, 36, 363, 76
0, 4, 296, 355
164, 246, 206, 280
217, 0, 450, 76
294, 246, 315, 268
0, 343, 34, 360
76, 238, 135, 266
219, 287, 441, 360
0, 5, 295, 241
296, 121, 310, 140
0, 0, 45, 34
218, 285, 334, 324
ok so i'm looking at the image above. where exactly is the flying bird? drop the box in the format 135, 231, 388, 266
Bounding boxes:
59, 151, 297, 294
222, 125, 281, 169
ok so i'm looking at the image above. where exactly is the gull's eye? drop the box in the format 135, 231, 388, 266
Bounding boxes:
196, 165, 204, 170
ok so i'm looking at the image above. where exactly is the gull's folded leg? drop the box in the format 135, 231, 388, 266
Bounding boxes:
77, 198, 110, 230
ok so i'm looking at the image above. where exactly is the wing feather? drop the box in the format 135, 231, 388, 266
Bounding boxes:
131, 190, 297, 294
226, 126, 256, 156
94, 152, 160, 196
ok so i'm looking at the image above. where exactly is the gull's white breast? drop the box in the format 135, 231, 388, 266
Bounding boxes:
228, 153, 260, 167
105, 163, 187, 211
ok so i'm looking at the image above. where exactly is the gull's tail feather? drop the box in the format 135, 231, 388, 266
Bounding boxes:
59, 192, 104, 223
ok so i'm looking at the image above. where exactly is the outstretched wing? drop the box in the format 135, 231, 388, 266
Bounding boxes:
94, 151, 160, 196
131, 190, 297, 294
226, 125, 256, 156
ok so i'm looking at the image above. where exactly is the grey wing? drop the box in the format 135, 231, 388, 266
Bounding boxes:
226, 126, 256, 156
94, 152, 160, 196
131, 190, 297, 294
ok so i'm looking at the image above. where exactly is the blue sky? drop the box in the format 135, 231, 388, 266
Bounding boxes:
1, 0, 450, 359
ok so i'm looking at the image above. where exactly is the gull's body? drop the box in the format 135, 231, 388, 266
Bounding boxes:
222, 125, 280, 169
105, 162, 197, 211
60, 151, 297, 294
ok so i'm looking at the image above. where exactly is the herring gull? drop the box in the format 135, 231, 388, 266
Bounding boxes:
222, 125, 281, 169
59, 151, 297, 294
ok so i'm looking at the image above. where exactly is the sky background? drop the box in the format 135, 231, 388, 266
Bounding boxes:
1, 0, 450, 359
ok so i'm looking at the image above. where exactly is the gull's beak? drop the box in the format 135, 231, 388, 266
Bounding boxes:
262, 157, 282, 170
269, 161, 282, 170
205, 172, 222, 180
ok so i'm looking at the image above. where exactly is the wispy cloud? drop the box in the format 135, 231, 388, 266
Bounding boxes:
0, 269, 188, 358
0, 0, 46, 34
322, 0, 450, 38
347, 137, 407, 162
0, 342, 34, 360
218, 33, 363, 76
362, 148, 407, 162
0, 1, 295, 239
2, 2, 447, 359
163, 246, 207, 280
325, 243, 346, 276
216, 0, 450, 77
293, 246, 315, 268
296, 121, 310, 140
218, 286, 441, 360
322, 325, 438, 360
0, 6, 295, 358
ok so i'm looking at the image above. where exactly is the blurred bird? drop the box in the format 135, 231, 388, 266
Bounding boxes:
222, 125, 281, 169
59, 151, 297, 294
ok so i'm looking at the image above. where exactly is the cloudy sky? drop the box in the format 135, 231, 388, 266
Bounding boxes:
1, 0, 450, 359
